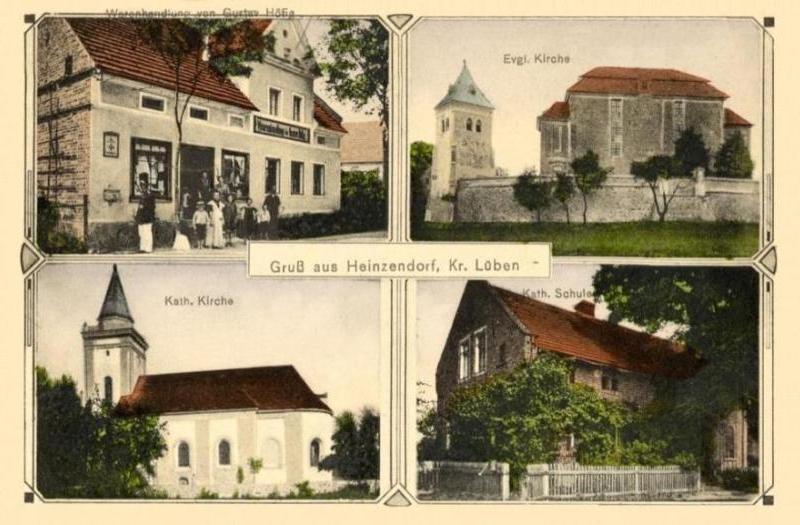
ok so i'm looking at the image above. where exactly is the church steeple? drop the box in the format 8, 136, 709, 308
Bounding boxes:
435, 60, 494, 110
82, 264, 147, 404
98, 264, 133, 325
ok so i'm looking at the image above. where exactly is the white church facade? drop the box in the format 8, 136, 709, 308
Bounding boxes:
81, 265, 334, 497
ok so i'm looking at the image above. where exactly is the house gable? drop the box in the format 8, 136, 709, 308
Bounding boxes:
435, 281, 531, 413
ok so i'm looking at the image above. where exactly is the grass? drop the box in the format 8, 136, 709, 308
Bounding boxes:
413, 221, 759, 258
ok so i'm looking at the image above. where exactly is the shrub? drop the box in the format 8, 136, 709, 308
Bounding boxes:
36, 197, 87, 254
339, 169, 387, 232
718, 468, 758, 493
197, 488, 220, 499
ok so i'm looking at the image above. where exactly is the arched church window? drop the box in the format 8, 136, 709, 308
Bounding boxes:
178, 441, 191, 467
218, 439, 231, 466
466, 118, 473, 131
476, 120, 482, 133
724, 425, 736, 459
446, 117, 450, 131
309, 438, 322, 467
103, 376, 113, 403
441, 119, 445, 133
263, 438, 283, 468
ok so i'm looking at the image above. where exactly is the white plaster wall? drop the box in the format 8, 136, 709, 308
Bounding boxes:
299, 411, 334, 483
255, 416, 288, 485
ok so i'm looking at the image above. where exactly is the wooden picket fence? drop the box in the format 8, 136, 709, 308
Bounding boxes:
522, 463, 701, 501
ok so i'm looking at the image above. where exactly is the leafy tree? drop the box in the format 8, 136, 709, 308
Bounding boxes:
410, 141, 434, 235
715, 132, 754, 179
133, 19, 273, 208
513, 169, 553, 223
570, 150, 612, 224
36, 368, 92, 497
340, 170, 386, 231
674, 127, 710, 176
36, 367, 167, 498
321, 407, 380, 480
592, 266, 759, 474
630, 155, 690, 222
318, 20, 390, 179
552, 173, 576, 224
444, 354, 631, 483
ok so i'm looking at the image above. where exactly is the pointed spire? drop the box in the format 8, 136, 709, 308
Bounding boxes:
435, 59, 494, 110
98, 264, 133, 323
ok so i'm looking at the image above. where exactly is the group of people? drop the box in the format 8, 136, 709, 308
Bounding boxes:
133, 172, 282, 253
184, 189, 280, 249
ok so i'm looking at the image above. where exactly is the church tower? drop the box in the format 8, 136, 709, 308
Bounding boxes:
81, 265, 148, 404
430, 60, 495, 198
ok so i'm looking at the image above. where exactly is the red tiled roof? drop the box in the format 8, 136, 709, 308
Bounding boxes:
724, 108, 752, 127
340, 121, 383, 163
314, 95, 348, 133
567, 66, 729, 100
489, 284, 704, 379
540, 101, 570, 120
207, 19, 272, 58
115, 365, 332, 416
67, 18, 259, 110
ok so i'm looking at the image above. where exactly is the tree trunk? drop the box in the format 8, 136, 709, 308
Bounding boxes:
581, 193, 588, 225
563, 203, 571, 224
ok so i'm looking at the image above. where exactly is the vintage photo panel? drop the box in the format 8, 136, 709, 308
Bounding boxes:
34, 264, 382, 500
35, 16, 389, 254
409, 19, 766, 258
415, 265, 761, 501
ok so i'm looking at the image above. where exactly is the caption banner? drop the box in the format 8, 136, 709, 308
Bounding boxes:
249, 242, 551, 278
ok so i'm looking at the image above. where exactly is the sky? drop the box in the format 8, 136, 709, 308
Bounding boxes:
36, 263, 381, 415
409, 18, 764, 176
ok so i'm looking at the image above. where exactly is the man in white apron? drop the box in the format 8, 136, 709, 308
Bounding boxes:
135, 176, 156, 253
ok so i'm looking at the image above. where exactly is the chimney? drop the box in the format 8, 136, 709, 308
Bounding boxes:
574, 300, 595, 317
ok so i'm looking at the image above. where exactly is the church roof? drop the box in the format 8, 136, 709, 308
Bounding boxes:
98, 264, 133, 322
435, 60, 494, 110
115, 365, 332, 416
480, 281, 705, 380
724, 108, 752, 127
567, 66, 729, 99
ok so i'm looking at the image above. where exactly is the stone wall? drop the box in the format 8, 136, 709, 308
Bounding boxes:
454, 174, 760, 223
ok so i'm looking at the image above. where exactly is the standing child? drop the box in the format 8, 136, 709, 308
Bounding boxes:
257, 204, 271, 240
192, 201, 209, 249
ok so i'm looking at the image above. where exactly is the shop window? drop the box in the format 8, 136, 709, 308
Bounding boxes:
313, 164, 325, 195
221, 150, 249, 198
291, 161, 304, 195
131, 137, 171, 200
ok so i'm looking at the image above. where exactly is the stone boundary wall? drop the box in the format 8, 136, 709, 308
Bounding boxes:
453, 174, 760, 223
417, 460, 510, 501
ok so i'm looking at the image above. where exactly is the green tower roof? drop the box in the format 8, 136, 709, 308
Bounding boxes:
435, 60, 494, 110
98, 264, 133, 322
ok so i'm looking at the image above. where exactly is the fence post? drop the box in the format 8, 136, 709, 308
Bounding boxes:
499, 462, 510, 501
694, 167, 706, 197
